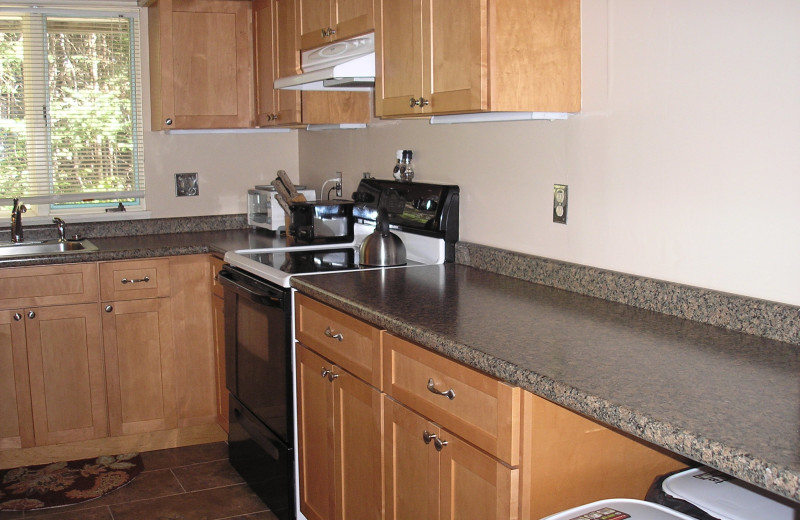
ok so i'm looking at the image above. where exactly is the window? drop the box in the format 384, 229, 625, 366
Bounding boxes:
0, 8, 144, 217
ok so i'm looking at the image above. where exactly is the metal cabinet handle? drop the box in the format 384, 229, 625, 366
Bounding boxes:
121, 276, 150, 284
324, 326, 343, 341
165, 118, 173, 126
427, 378, 455, 400
433, 437, 448, 451
321, 368, 339, 382
410, 97, 430, 108
27, 310, 35, 319
105, 305, 113, 313
13, 312, 22, 321
422, 430, 436, 444
321, 27, 337, 37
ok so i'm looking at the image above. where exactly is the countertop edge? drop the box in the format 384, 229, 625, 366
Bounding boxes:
291, 278, 800, 504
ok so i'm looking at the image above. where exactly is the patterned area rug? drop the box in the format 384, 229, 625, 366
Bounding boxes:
0, 453, 142, 511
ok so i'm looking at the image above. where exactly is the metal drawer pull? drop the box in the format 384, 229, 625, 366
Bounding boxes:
422, 430, 436, 444
324, 326, 343, 341
121, 276, 150, 284
13, 312, 22, 321
433, 437, 448, 451
427, 378, 455, 400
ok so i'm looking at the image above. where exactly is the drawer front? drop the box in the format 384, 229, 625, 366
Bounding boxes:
383, 332, 520, 465
0, 263, 99, 309
99, 259, 170, 301
295, 293, 382, 389
210, 256, 225, 299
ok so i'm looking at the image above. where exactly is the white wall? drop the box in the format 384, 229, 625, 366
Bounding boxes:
296, 0, 800, 306
140, 8, 300, 218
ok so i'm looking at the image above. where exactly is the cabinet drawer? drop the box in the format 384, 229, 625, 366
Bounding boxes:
99, 258, 170, 301
295, 293, 382, 389
0, 263, 99, 310
383, 332, 521, 465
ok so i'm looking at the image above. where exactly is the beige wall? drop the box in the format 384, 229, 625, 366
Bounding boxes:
298, 0, 800, 306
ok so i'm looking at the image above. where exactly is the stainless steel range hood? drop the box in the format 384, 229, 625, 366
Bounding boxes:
274, 33, 375, 91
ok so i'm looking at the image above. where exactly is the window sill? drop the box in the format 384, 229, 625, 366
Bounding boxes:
19, 210, 151, 227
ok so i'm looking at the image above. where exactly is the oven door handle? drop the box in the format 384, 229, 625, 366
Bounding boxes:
219, 269, 285, 308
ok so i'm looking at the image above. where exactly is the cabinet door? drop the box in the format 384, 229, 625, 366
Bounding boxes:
299, 0, 372, 49
169, 255, 216, 426
384, 397, 439, 520
253, 0, 277, 126
428, 0, 487, 114
298, 0, 332, 49
333, 362, 383, 520
0, 310, 33, 450
149, 0, 254, 129
26, 304, 107, 445
210, 255, 229, 431
375, 0, 425, 116
275, 0, 303, 124
333, 0, 373, 42
296, 345, 336, 520
102, 298, 177, 436
439, 431, 517, 520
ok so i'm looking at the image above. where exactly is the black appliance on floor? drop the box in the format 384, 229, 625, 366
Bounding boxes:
220, 267, 294, 520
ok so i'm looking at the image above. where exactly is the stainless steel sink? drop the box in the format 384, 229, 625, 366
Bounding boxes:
0, 239, 98, 257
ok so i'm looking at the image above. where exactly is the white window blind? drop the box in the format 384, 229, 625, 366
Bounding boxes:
0, 8, 144, 212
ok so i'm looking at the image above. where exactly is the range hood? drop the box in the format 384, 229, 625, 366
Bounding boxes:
274, 33, 375, 91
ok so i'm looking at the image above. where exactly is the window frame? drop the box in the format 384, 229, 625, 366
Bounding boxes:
0, 6, 146, 221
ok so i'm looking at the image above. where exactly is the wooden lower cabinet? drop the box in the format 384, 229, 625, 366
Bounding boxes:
519, 391, 687, 519
169, 255, 218, 427
296, 344, 383, 520
210, 256, 228, 431
26, 304, 108, 446
0, 310, 33, 450
102, 298, 177, 436
384, 396, 517, 520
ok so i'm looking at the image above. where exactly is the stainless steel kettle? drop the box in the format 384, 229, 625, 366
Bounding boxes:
359, 207, 406, 266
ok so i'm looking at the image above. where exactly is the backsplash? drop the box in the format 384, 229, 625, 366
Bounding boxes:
456, 241, 800, 346
0, 214, 248, 243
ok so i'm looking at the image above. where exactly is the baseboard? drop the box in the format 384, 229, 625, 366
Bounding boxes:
0, 423, 227, 470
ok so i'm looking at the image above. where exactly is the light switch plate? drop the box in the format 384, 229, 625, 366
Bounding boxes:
553, 184, 568, 224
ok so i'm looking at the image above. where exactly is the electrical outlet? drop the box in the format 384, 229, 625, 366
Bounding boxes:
175, 172, 198, 197
553, 184, 568, 224
335, 171, 343, 198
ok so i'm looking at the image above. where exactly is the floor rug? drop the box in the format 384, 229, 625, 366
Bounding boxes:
0, 453, 142, 511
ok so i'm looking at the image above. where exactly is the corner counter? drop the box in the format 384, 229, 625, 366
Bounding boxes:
290, 263, 800, 504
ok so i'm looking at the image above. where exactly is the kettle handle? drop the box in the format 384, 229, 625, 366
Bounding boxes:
378, 206, 391, 237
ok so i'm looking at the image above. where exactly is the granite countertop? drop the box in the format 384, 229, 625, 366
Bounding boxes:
291, 263, 800, 505
0, 228, 282, 268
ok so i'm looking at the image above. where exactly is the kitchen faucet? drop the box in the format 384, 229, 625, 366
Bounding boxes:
11, 198, 26, 242
53, 217, 66, 242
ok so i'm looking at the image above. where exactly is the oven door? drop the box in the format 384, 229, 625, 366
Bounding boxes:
219, 266, 292, 444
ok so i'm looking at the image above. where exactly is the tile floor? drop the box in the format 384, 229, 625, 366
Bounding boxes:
0, 442, 277, 520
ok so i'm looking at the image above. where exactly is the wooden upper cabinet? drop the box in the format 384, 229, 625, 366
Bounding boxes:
298, 0, 373, 50
376, 0, 483, 117
375, 0, 580, 117
254, 0, 303, 126
148, 0, 254, 129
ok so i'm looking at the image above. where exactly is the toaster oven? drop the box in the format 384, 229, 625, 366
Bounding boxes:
247, 185, 316, 231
